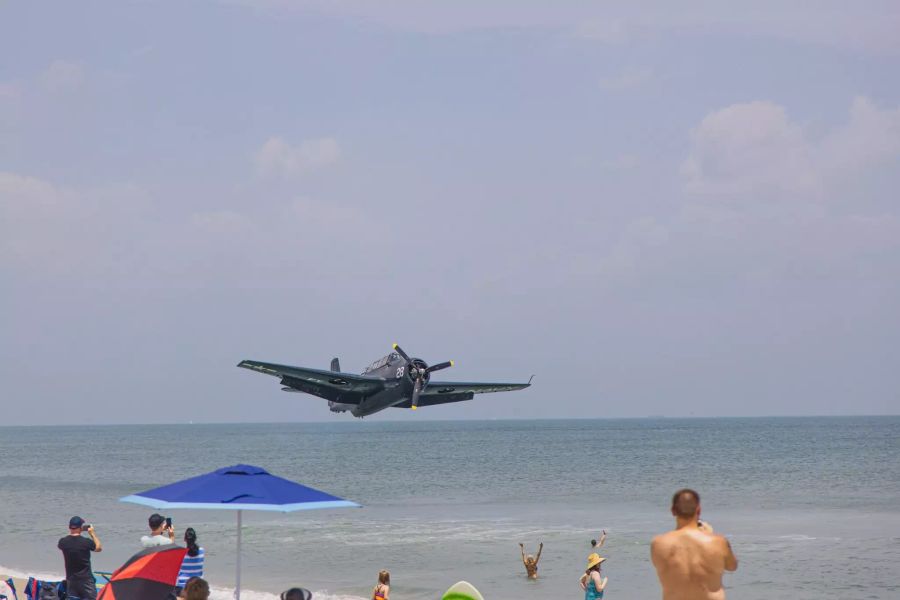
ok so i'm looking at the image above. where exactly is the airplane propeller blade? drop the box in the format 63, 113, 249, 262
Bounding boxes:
392, 343, 411, 362
426, 360, 454, 374
393, 343, 453, 410
410, 377, 423, 410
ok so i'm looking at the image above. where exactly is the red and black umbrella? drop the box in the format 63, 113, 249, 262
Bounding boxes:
97, 544, 187, 600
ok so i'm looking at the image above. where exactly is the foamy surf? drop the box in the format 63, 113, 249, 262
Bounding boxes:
209, 587, 365, 600
0, 565, 366, 600
0, 564, 62, 583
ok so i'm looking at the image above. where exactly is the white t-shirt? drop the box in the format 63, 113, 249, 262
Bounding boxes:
141, 534, 174, 547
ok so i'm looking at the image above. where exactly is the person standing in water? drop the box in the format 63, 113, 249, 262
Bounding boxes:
590, 530, 607, 550
651, 488, 738, 600
519, 542, 543, 578
371, 570, 389, 600
580, 553, 608, 599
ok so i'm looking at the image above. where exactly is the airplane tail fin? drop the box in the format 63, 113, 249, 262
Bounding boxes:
331, 357, 341, 372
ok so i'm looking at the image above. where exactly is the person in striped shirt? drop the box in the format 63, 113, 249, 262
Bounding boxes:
176, 528, 205, 596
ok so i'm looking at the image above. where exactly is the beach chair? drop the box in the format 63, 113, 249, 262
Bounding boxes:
23, 578, 63, 600
92, 573, 112, 592
2, 577, 18, 600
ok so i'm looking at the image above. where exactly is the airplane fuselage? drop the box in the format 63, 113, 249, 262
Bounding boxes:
327, 352, 427, 417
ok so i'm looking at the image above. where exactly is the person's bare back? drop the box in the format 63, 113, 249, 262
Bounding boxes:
519, 542, 542, 579
651, 489, 737, 600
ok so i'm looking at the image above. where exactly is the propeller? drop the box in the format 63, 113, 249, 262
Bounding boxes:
426, 361, 453, 374
392, 343, 454, 410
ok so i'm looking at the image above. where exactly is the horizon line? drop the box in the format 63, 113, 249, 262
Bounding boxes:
1, 413, 897, 428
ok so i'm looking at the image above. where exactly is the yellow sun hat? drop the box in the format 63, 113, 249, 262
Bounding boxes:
586, 553, 607, 570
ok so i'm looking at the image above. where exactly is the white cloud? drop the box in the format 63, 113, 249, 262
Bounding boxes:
682, 97, 900, 201
0, 172, 150, 273
578, 97, 900, 289
681, 101, 820, 198
40, 60, 86, 92
818, 96, 900, 174
1, 170, 388, 287
254, 136, 341, 178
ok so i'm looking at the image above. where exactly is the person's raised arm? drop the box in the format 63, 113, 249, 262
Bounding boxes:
167, 524, 176, 542
596, 530, 607, 548
535, 542, 543, 564
87, 526, 102, 552
519, 543, 526, 565
722, 537, 738, 572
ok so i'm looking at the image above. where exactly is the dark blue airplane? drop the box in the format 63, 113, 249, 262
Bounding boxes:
238, 343, 531, 417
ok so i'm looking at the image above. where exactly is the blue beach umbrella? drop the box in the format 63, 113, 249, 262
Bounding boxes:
120, 464, 359, 600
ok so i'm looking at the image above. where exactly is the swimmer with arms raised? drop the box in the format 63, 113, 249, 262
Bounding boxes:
519, 542, 543, 579
651, 489, 738, 600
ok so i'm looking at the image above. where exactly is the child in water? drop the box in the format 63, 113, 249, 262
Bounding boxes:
372, 570, 389, 600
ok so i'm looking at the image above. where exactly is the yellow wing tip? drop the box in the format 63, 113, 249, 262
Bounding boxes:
450, 360, 455, 366
392, 343, 398, 349
411, 405, 418, 410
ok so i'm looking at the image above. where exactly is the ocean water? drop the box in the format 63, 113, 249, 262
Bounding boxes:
0, 417, 898, 600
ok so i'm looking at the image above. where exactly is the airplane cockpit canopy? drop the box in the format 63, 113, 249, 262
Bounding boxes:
363, 352, 400, 374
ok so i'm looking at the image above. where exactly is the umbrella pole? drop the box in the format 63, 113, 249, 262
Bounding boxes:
235, 509, 242, 600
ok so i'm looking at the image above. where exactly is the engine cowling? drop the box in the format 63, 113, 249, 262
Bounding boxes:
407, 358, 431, 386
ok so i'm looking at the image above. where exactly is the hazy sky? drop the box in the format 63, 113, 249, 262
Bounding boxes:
2, 2, 898, 424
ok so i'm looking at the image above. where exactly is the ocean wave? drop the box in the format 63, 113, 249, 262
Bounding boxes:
0, 565, 366, 600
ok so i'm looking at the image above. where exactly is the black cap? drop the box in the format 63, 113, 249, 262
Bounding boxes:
280, 589, 312, 600
69, 516, 85, 529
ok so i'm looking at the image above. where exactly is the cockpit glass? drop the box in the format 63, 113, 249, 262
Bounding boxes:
364, 353, 395, 373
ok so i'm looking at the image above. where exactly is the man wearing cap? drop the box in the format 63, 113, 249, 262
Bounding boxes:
651, 488, 738, 600
58, 517, 102, 600
141, 513, 175, 547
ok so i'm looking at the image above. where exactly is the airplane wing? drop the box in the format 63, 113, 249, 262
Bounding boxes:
237, 360, 386, 404
393, 379, 531, 409
422, 380, 532, 395
394, 392, 475, 408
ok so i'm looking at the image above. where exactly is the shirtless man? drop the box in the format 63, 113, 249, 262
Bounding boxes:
651, 489, 737, 600
519, 542, 543, 579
